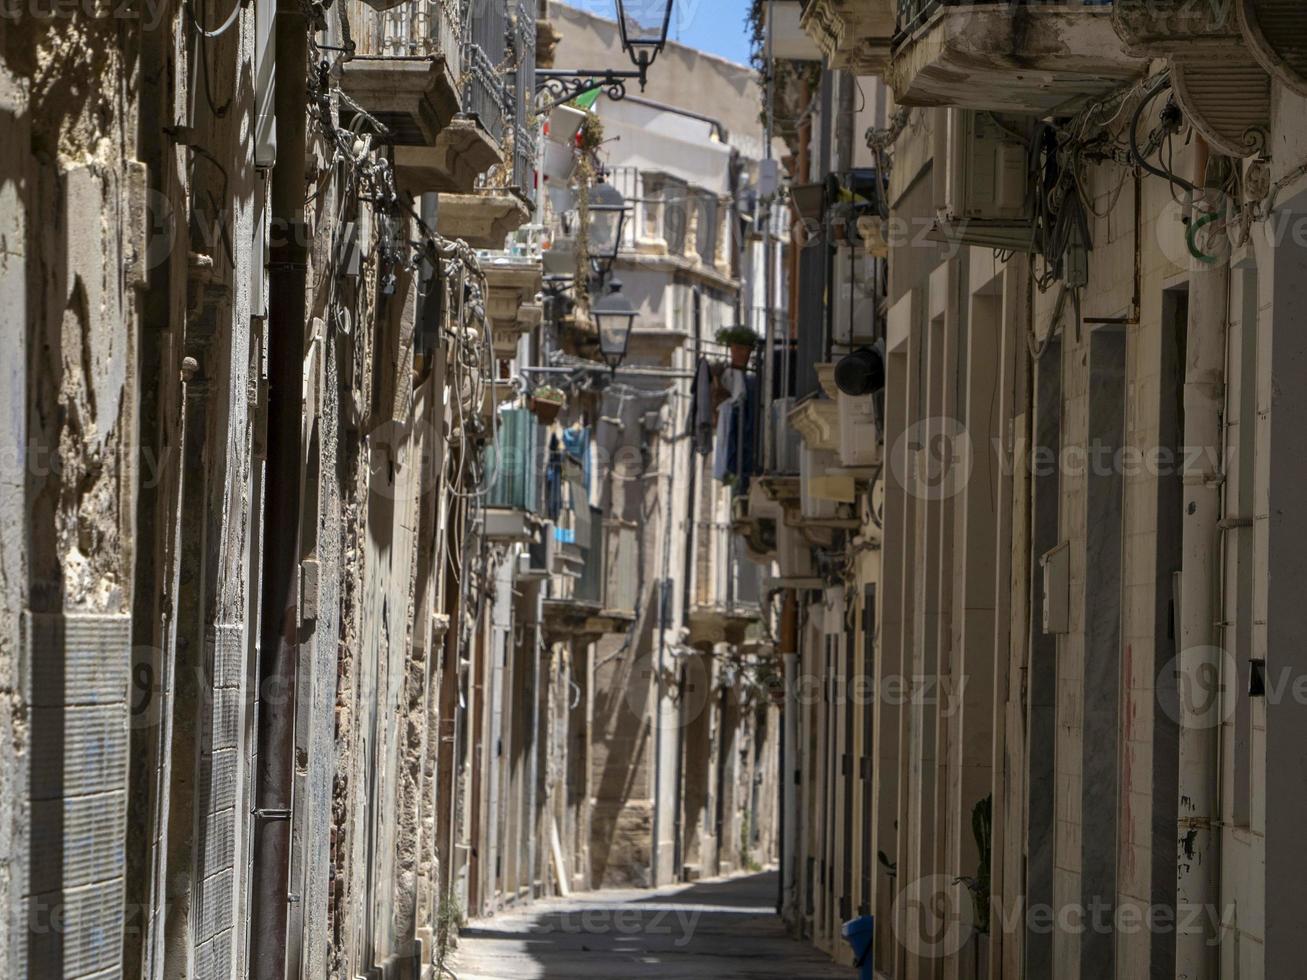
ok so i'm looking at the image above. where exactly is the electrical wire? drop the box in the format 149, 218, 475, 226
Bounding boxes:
1128, 72, 1198, 197
184, 0, 242, 38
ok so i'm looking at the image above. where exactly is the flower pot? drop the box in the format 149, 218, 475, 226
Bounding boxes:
532, 398, 564, 424
543, 141, 577, 183
730, 343, 753, 370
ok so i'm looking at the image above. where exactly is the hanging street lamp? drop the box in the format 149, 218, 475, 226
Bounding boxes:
593, 279, 638, 371
586, 180, 631, 282
614, 0, 676, 82
535, 0, 675, 112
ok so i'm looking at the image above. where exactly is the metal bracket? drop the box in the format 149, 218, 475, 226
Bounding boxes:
534, 68, 642, 113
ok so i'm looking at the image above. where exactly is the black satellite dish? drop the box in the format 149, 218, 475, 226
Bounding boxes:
834, 341, 885, 397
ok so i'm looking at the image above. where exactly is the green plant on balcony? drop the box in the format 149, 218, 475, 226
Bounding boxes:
577, 111, 605, 155
531, 384, 567, 424
717, 325, 760, 369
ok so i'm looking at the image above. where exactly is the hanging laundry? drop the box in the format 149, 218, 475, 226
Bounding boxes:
546, 433, 564, 521
713, 367, 748, 483
562, 424, 592, 493
689, 356, 715, 456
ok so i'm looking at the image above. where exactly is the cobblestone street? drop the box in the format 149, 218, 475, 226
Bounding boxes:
452, 872, 850, 979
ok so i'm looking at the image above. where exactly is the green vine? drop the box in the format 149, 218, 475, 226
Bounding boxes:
435, 895, 465, 970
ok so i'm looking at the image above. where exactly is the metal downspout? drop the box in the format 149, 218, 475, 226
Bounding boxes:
249, 1, 307, 975
1175, 137, 1229, 980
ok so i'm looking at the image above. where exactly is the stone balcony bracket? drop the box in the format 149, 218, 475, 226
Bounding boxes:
799, 0, 894, 75
786, 396, 841, 454
436, 192, 532, 251
394, 117, 504, 196
483, 258, 545, 358
338, 56, 461, 146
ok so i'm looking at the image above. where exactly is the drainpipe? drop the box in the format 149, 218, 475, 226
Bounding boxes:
652, 359, 683, 887
250, 0, 307, 976
673, 288, 704, 881
527, 582, 543, 899
1175, 136, 1228, 980
780, 589, 800, 927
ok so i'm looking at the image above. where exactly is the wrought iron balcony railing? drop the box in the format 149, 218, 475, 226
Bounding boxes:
510, 0, 537, 198
485, 408, 541, 512
694, 520, 763, 613
463, 0, 509, 145
344, 0, 463, 61
572, 506, 605, 605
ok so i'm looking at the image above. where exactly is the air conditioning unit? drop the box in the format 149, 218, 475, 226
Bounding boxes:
830, 245, 880, 348
769, 397, 803, 474
837, 392, 880, 469
800, 446, 843, 520
932, 109, 1037, 252
520, 525, 557, 581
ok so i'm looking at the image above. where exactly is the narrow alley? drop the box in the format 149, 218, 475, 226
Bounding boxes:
452, 872, 848, 979
10, 0, 1307, 978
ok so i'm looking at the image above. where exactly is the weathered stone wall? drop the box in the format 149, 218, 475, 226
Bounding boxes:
2, 11, 151, 978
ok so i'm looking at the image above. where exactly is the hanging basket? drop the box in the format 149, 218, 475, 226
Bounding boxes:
531, 397, 565, 424
730, 343, 753, 370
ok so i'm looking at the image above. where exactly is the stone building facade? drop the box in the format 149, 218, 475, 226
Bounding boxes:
1, 3, 790, 979
744, 2, 1307, 978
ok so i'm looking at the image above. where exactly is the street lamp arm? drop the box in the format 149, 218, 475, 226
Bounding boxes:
534, 69, 643, 113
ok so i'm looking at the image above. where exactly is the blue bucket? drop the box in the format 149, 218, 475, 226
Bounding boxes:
841, 915, 875, 980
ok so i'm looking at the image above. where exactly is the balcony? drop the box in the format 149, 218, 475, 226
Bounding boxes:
885, 0, 1146, 115
483, 407, 543, 542
543, 504, 638, 639
606, 167, 731, 277
1112, 1, 1271, 159
435, 1, 536, 246
509, 0, 538, 200
603, 521, 641, 620
482, 256, 544, 359
800, 0, 895, 75
339, 1, 503, 193
766, 0, 823, 61
437, 192, 531, 249
688, 521, 763, 647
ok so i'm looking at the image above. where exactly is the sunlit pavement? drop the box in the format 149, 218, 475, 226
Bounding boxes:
451, 870, 850, 979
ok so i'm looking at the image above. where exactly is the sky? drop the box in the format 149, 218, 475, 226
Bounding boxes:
562, 0, 756, 68
667, 0, 755, 66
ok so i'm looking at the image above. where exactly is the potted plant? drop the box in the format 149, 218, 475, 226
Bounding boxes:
717, 325, 760, 369
530, 385, 567, 424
